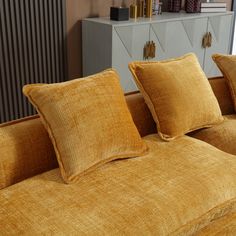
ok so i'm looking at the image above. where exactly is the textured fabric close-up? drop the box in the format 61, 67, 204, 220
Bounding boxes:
1, 134, 236, 235
189, 114, 236, 155
212, 54, 236, 111
1, 74, 236, 234
129, 53, 224, 141
1, 0, 236, 233
23, 69, 148, 183
0, 115, 58, 190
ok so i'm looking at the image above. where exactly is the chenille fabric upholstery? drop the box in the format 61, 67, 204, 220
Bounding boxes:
125, 91, 156, 136
197, 212, 236, 235
124, 77, 233, 138
213, 54, 236, 111
1, 134, 236, 235
209, 77, 234, 115
189, 114, 236, 155
23, 69, 148, 183
129, 53, 223, 141
0, 76, 233, 189
0, 115, 57, 189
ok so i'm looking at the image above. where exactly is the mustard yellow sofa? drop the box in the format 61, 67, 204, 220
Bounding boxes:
1, 76, 236, 235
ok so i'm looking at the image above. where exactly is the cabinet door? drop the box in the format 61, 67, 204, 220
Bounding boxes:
204, 14, 233, 78
150, 18, 208, 67
112, 24, 150, 92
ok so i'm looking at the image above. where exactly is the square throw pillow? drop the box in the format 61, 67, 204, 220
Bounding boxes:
129, 53, 223, 141
212, 54, 236, 111
23, 69, 148, 183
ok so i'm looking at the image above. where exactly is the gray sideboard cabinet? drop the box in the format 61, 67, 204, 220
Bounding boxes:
82, 12, 234, 92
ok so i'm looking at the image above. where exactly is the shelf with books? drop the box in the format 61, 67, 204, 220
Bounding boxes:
200, 1, 227, 13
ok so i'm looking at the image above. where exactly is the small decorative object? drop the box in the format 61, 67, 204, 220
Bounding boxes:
202, 32, 212, 48
130, 2, 138, 18
185, 0, 201, 13
137, 0, 145, 17
144, 41, 156, 59
158, 2, 163, 14
168, 0, 182, 12
110, 7, 129, 21
152, 0, 159, 15
145, 0, 153, 18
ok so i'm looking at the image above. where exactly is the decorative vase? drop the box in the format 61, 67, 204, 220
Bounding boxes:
185, 0, 201, 13
137, 0, 145, 17
146, 0, 153, 17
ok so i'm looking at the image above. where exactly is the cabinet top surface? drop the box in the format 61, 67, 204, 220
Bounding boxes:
83, 11, 233, 26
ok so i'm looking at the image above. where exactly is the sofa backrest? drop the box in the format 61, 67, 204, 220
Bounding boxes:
0, 116, 58, 189
0, 76, 234, 189
209, 77, 234, 115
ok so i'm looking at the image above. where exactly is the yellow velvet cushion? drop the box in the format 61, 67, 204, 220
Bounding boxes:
23, 69, 148, 183
129, 53, 223, 141
212, 54, 236, 111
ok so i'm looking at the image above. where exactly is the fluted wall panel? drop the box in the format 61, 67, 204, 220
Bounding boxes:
0, 0, 67, 123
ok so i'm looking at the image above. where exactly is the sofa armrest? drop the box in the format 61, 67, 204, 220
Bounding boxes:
0, 115, 58, 189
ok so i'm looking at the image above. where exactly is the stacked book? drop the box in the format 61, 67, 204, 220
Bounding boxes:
200, 1, 227, 13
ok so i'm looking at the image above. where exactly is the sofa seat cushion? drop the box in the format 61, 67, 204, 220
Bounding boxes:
197, 212, 236, 235
189, 114, 236, 155
1, 134, 236, 235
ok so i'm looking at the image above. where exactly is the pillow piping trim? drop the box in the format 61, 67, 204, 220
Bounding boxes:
22, 87, 69, 182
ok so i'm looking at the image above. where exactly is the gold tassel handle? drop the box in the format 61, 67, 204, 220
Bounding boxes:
202, 32, 212, 48
144, 41, 156, 60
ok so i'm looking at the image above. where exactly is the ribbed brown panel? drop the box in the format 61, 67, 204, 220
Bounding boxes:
0, 0, 67, 123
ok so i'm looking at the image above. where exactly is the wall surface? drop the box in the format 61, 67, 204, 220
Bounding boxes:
66, 0, 133, 80
66, 0, 232, 80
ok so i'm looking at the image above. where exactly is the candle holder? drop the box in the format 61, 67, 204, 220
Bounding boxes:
146, 0, 153, 18
137, 0, 145, 17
